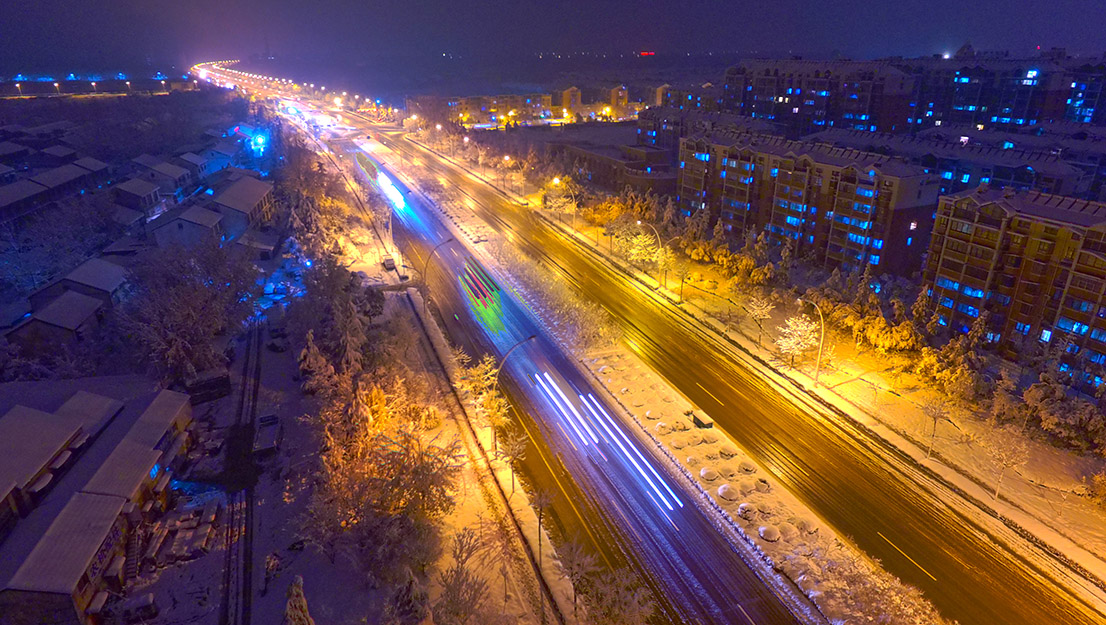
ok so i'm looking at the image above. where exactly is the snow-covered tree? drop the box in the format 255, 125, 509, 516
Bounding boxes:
585, 568, 655, 625
557, 540, 599, 620
299, 330, 336, 395
434, 528, 489, 625
985, 428, 1029, 500
627, 233, 657, 267
746, 296, 775, 346
285, 575, 316, 625
384, 568, 429, 625
776, 314, 819, 366
919, 395, 953, 459
498, 426, 528, 496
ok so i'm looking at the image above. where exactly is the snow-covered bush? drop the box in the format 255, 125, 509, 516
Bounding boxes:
718, 464, 738, 478
700, 468, 719, 482
719, 444, 739, 458
739, 460, 757, 474
737, 502, 757, 521
756, 478, 771, 493
718, 484, 739, 501
738, 480, 757, 495
759, 525, 781, 542
654, 422, 671, 435
779, 522, 799, 542
686, 455, 700, 466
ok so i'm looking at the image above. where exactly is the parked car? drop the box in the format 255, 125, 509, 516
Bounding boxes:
253, 414, 283, 456
382, 255, 396, 271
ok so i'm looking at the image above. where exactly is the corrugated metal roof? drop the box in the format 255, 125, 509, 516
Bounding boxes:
0, 405, 81, 491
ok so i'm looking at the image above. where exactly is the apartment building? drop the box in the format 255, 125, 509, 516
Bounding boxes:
406, 93, 553, 125
678, 132, 940, 275
925, 187, 1106, 383
636, 106, 780, 153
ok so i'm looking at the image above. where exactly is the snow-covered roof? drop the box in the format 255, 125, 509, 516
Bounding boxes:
41, 145, 75, 159
30, 164, 88, 189
132, 153, 163, 169
0, 405, 82, 491
150, 160, 189, 180
181, 205, 223, 228
179, 152, 208, 167
124, 389, 190, 449
215, 176, 272, 215
54, 391, 124, 437
33, 290, 103, 331
0, 141, 29, 157
4, 492, 125, 594
114, 177, 160, 197
73, 157, 108, 173
65, 257, 126, 294
0, 179, 46, 208
110, 205, 144, 227
81, 439, 161, 500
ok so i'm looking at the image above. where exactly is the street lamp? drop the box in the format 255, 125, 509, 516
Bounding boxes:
796, 298, 826, 386
494, 335, 537, 388
125, 81, 131, 92
90, 81, 96, 93
53, 82, 60, 95
160, 80, 166, 92
14, 83, 21, 96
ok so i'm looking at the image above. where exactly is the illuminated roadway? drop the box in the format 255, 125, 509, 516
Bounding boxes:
201, 65, 1106, 624
362, 128, 1106, 625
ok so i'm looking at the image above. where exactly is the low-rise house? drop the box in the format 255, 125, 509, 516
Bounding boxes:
29, 164, 93, 201
0, 141, 31, 165
0, 405, 83, 515
132, 154, 191, 201
113, 177, 163, 220
38, 145, 77, 167
176, 152, 210, 181
150, 205, 224, 248
8, 291, 105, 349
211, 175, 274, 239
0, 179, 47, 223
202, 140, 238, 172
0, 163, 15, 184
71, 157, 110, 187
0, 492, 128, 625
30, 258, 128, 311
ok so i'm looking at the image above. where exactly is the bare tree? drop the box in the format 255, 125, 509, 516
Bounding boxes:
986, 428, 1029, 500
746, 295, 775, 346
673, 263, 693, 301
557, 539, 599, 619
434, 528, 489, 625
499, 426, 529, 496
919, 396, 953, 460
586, 568, 655, 625
775, 314, 818, 367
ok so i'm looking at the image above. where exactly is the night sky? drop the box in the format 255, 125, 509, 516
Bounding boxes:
3, 0, 1106, 73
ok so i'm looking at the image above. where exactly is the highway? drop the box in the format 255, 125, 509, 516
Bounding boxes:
354, 134, 809, 624
363, 127, 1106, 625
195, 63, 1106, 623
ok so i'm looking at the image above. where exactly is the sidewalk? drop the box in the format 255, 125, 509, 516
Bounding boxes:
537, 209, 1106, 607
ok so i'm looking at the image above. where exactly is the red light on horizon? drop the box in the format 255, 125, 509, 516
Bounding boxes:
639, 51, 655, 56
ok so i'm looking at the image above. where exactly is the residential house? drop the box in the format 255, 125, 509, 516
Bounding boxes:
211, 175, 274, 238
112, 177, 163, 220
150, 205, 224, 248
29, 164, 93, 201
176, 152, 210, 182
7, 291, 105, 350
132, 154, 191, 202
29, 258, 128, 311
71, 157, 110, 187
0, 405, 83, 515
0, 180, 47, 223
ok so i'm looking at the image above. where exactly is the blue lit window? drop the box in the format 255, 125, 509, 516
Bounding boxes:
960, 173, 970, 184
938, 315, 948, 326
941, 171, 953, 180
980, 177, 991, 184
869, 255, 880, 265
1015, 322, 1031, 335
1057, 317, 1090, 335
1040, 328, 1052, 343
1091, 328, 1106, 342
939, 297, 953, 308
906, 237, 913, 246
936, 277, 961, 291
719, 170, 726, 179
957, 303, 980, 317
770, 168, 779, 177
872, 239, 884, 249
1002, 141, 1015, 150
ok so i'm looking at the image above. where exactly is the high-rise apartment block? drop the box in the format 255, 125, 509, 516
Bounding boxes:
925, 187, 1106, 385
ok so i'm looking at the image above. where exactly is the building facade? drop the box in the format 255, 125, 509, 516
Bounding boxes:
678, 133, 940, 275
925, 187, 1106, 386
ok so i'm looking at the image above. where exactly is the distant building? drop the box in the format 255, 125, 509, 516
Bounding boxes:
29, 164, 94, 201
29, 258, 128, 311
653, 84, 670, 107
924, 187, 1106, 385
560, 86, 582, 114
149, 205, 224, 248
678, 132, 940, 275
406, 93, 552, 125
131, 154, 191, 201
113, 178, 163, 220
0, 180, 47, 223
175, 152, 211, 181
610, 85, 628, 108
211, 174, 274, 238
636, 106, 782, 153
7, 290, 105, 350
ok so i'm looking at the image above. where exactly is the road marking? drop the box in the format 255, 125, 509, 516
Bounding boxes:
695, 382, 724, 406
737, 604, 756, 624
878, 531, 937, 581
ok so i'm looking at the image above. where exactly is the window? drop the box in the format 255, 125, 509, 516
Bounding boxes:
1092, 328, 1106, 342
910, 221, 918, 230
962, 285, 984, 298
1057, 316, 1090, 335
1041, 328, 1053, 343
1015, 322, 1031, 335
906, 237, 913, 246
957, 303, 980, 317
939, 297, 953, 308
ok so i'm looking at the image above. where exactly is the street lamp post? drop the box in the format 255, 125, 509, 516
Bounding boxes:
90, 81, 96, 93
797, 298, 826, 386
15, 83, 22, 96
494, 335, 537, 389
53, 82, 60, 95
421, 237, 455, 315
125, 81, 131, 93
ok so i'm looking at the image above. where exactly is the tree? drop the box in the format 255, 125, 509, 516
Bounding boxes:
986, 428, 1029, 500
653, 245, 676, 286
919, 396, 953, 459
384, 568, 429, 625
627, 233, 657, 268
557, 540, 599, 619
586, 568, 655, 625
299, 330, 337, 395
674, 262, 693, 301
434, 528, 489, 625
989, 369, 1024, 429
776, 314, 818, 367
499, 426, 529, 496
285, 575, 316, 625
746, 295, 775, 346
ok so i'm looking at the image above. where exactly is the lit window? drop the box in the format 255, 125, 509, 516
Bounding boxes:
910, 221, 918, 230
1040, 329, 1052, 343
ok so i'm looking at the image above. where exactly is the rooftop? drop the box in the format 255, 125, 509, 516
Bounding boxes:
54, 391, 124, 438
178, 152, 208, 167
81, 439, 161, 500
30, 163, 89, 189
33, 290, 103, 331
181, 205, 223, 228
214, 175, 272, 214
72, 156, 108, 173
948, 186, 1106, 228
4, 492, 126, 594
125, 389, 190, 449
41, 145, 76, 159
114, 177, 160, 197
0, 179, 47, 209
0, 405, 82, 491
0, 141, 29, 157
65, 257, 127, 293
